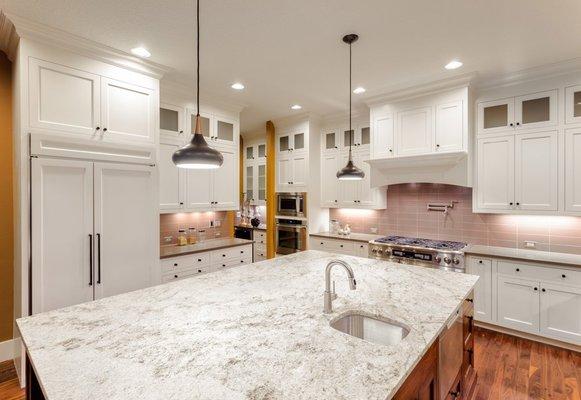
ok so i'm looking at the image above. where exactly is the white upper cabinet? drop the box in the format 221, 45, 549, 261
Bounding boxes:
160, 103, 185, 137
277, 131, 306, 154
29, 58, 101, 137
322, 130, 340, 152
477, 135, 514, 210
185, 167, 212, 210
340, 125, 370, 152
514, 131, 558, 211
159, 136, 184, 211
321, 152, 339, 207
276, 130, 308, 191
565, 128, 581, 212
213, 116, 237, 146
435, 100, 463, 152
396, 106, 433, 156
187, 110, 212, 141
28, 58, 158, 144
478, 97, 515, 134
212, 144, 238, 210
565, 85, 581, 124
478, 90, 557, 134
100, 77, 156, 143
242, 140, 266, 206
371, 112, 394, 159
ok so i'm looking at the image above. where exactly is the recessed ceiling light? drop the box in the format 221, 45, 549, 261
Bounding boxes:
353, 87, 366, 94
291, 104, 302, 110
231, 83, 245, 90
131, 47, 151, 58
445, 60, 463, 70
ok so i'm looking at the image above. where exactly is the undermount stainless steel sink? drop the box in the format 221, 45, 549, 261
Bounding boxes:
330, 312, 410, 346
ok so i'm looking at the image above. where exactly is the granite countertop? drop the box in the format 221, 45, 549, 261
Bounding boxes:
160, 238, 253, 259
310, 231, 383, 243
17, 250, 477, 400
464, 244, 581, 269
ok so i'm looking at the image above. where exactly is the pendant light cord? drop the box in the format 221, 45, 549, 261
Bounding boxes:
348, 41, 352, 159
196, 0, 200, 118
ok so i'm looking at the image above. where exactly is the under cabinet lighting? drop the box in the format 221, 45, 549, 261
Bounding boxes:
131, 47, 151, 58
353, 87, 366, 94
291, 104, 302, 110
444, 60, 463, 70
231, 83, 245, 90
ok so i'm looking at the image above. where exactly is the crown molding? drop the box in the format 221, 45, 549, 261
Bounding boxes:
6, 12, 170, 79
364, 72, 477, 106
271, 111, 321, 129
161, 78, 247, 114
0, 11, 18, 61
476, 57, 581, 91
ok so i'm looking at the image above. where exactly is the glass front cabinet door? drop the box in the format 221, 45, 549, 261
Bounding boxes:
566, 85, 581, 124
478, 98, 515, 134
514, 90, 557, 130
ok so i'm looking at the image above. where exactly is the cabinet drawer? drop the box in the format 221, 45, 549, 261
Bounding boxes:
254, 242, 266, 253
161, 252, 210, 273
310, 237, 355, 254
210, 245, 252, 263
214, 255, 252, 270
498, 260, 581, 287
255, 231, 266, 245
162, 270, 196, 283
254, 247, 266, 260
254, 254, 267, 263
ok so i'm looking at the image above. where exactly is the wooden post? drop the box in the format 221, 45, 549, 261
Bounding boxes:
266, 121, 276, 258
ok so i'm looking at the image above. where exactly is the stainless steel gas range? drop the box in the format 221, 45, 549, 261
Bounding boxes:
369, 236, 467, 272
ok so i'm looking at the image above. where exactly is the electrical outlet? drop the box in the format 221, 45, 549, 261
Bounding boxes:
524, 241, 536, 248
163, 236, 173, 243
215, 220, 221, 227
370, 227, 378, 234
209, 220, 214, 227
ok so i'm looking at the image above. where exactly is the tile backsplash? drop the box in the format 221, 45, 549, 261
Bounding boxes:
329, 183, 581, 255
160, 211, 233, 245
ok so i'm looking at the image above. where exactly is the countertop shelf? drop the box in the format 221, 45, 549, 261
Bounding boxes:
464, 244, 581, 269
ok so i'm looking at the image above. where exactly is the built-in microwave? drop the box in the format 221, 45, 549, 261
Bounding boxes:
276, 192, 306, 218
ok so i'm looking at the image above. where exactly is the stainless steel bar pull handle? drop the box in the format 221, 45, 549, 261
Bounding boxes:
88, 234, 93, 286
97, 233, 102, 284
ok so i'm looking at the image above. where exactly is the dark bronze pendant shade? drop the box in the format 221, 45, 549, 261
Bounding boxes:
337, 33, 364, 181
173, 0, 223, 169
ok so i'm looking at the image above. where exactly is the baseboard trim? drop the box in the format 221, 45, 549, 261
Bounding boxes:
0, 338, 15, 362
475, 321, 580, 352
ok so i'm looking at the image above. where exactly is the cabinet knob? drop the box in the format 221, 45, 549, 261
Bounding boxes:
222, 264, 226, 267
516, 268, 520, 272
478, 260, 483, 264
562, 274, 566, 278
516, 202, 520, 206
174, 263, 178, 266
509, 202, 513, 206
95, 126, 100, 131
179, 130, 184, 134
174, 274, 178, 278
541, 288, 546, 292
179, 202, 184, 205
389, 149, 393, 152
198, 269, 202, 273
103, 128, 108, 132
516, 122, 521, 126
340, 245, 343, 248
436, 144, 440, 148
510, 123, 514, 127
534, 287, 538, 291
198, 258, 202, 262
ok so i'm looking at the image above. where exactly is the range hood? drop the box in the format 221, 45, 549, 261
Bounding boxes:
365, 151, 471, 188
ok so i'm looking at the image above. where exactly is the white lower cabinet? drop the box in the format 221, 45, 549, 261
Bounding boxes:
161, 244, 253, 283
309, 236, 369, 258
497, 275, 540, 334
254, 230, 267, 261
31, 157, 157, 314
466, 257, 493, 323
539, 283, 581, 343
468, 255, 581, 345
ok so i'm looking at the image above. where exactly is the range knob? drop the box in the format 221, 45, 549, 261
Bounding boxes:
376, 248, 383, 255
444, 257, 452, 264
371, 248, 378, 254
452, 258, 460, 265
435, 256, 442, 263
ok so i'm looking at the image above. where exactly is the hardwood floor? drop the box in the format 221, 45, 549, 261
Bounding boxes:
0, 328, 578, 399
0, 360, 24, 400
473, 327, 581, 400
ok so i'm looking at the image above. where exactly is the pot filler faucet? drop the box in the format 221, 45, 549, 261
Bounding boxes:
323, 260, 357, 313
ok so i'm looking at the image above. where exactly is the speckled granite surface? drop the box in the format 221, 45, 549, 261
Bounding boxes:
17, 250, 478, 400
310, 231, 384, 243
160, 238, 253, 259
464, 244, 581, 268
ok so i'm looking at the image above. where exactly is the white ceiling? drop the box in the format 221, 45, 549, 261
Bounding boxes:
3, 0, 581, 132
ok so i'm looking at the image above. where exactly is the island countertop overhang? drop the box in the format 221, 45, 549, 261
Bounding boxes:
17, 250, 479, 400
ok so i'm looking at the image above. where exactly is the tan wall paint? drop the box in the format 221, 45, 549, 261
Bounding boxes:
0, 51, 13, 341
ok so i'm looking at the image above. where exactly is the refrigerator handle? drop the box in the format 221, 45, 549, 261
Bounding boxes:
88, 234, 93, 286
97, 233, 102, 284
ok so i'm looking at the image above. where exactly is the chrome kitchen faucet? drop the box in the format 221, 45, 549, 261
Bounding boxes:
323, 260, 357, 313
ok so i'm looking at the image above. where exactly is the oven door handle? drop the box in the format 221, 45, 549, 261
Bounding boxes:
276, 224, 307, 230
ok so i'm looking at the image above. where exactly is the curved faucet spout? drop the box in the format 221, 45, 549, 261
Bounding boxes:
324, 259, 357, 314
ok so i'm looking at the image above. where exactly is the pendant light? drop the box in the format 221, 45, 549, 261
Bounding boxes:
173, 0, 223, 169
336, 34, 365, 181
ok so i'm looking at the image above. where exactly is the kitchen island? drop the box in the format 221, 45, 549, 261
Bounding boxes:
17, 251, 478, 400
